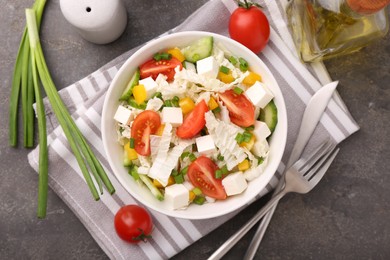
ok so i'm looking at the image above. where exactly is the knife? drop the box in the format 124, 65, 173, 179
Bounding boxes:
208, 81, 338, 260
242, 80, 339, 260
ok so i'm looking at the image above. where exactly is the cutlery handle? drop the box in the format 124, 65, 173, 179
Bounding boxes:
243, 175, 286, 260
208, 190, 287, 260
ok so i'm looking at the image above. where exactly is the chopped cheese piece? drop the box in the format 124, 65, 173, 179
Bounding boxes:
138, 76, 158, 99
114, 105, 134, 125
165, 184, 190, 209
162, 107, 183, 127
253, 121, 271, 141
196, 135, 216, 155
222, 171, 248, 196
245, 81, 274, 108
196, 56, 219, 79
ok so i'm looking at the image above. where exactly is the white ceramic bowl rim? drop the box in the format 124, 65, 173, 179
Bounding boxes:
101, 31, 287, 219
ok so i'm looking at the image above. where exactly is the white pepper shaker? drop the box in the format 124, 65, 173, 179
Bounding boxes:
60, 0, 127, 44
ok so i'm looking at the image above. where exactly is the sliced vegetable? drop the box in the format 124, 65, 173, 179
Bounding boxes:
179, 97, 195, 115
132, 84, 147, 104
131, 110, 161, 156
139, 57, 182, 81
119, 69, 140, 101
139, 175, 164, 201
166, 47, 185, 62
187, 156, 227, 200
219, 89, 255, 127
176, 100, 209, 139
259, 99, 278, 133
182, 36, 213, 63
243, 71, 262, 85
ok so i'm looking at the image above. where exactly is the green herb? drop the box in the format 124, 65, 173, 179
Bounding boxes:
152, 91, 162, 99
180, 166, 189, 175
164, 99, 172, 107
172, 96, 180, 107
228, 56, 238, 65
180, 151, 190, 160
188, 153, 197, 162
25, 8, 115, 218
235, 133, 244, 144
245, 125, 255, 131
221, 165, 228, 174
233, 87, 244, 95
153, 52, 172, 61
192, 187, 202, 196
174, 174, 185, 184
243, 131, 252, 143
239, 57, 249, 72
129, 138, 135, 149
193, 196, 206, 205
215, 169, 223, 179
217, 154, 224, 161
220, 65, 230, 74
212, 106, 221, 114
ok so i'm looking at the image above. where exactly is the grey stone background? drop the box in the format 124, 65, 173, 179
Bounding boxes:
1, 0, 389, 259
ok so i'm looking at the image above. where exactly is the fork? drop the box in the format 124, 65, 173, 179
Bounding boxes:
208, 140, 339, 260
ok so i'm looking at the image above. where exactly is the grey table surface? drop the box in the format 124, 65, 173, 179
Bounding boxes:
1, 0, 389, 259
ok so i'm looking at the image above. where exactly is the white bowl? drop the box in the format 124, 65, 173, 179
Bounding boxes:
102, 31, 287, 219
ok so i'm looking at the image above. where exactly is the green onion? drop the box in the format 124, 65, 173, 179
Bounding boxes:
129, 138, 135, 148
128, 98, 146, 109
221, 165, 228, 174
235, 133, 244, 144
192, 187, 202, 196
25, 9, 115, 217
174, 174, 184, 184
215, 169, 223, 179
172, 96, 180, 107
188, 153, 197, 162
152, 91, 162, 99
164, 99, 172, 107
9, 0, 46, 147
228, 56, 238, 65
153, 52, 172, 61
180, 166, 188, 175
243, 131, 252, 142
245, 125, 255, 131
239, 57, 249, 72
212, 106, 221, 114
180, 151, 190, 160
220, 65, 230, 74
217, 154, 224, 161
233, 87, 244, 95
193, 196, 206, 205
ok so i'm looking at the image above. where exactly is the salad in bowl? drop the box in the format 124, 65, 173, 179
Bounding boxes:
102, 31, 287, 219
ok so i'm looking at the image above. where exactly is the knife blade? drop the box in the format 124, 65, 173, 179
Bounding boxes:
242, 80, 339, 260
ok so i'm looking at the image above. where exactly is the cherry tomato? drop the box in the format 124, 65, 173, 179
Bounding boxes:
219, 89, 255, 127
229, 5, 270, 54
176, 100, 209, 139
131, 110, 161, 156
139, 57, 183, 81
187, 156, 227, 200
114, 205, 153, 243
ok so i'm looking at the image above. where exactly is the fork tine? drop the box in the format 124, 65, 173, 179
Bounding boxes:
304, 145, 337, 180
295, 138, 333, 172
307, 148, 339, 187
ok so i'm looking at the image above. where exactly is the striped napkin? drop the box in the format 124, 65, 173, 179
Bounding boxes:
28, 0, 359, 259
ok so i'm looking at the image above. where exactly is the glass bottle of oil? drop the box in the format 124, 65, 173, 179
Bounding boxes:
286, 0, 390, 62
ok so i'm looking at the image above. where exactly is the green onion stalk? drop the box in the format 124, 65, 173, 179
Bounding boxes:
9, 0, 116, 218
25, 8, 115, 208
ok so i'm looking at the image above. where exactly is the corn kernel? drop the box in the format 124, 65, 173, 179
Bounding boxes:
124, 142, 138, 160
218, 71, 235, 83
179, 97, 195, 115
167, 47, 185, 62
132, 84, 147, 104
243, 71, 262, 86
238, 159, 250, 171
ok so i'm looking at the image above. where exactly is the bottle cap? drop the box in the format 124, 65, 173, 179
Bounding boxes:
346, 0, 390, 14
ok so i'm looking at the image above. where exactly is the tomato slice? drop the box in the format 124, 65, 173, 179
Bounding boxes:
176, 100, 209, 139
139, 57, 183, 81
131, 110, 161, 156
219, 89, 255, 127
187, 156, 227, 200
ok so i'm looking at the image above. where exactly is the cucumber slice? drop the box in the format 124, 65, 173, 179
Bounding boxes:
259, 100, 278, 133
139, 175, 164, 201
119, 69, 140, 101
123, 149, 132, 167
182, 36, 213, 63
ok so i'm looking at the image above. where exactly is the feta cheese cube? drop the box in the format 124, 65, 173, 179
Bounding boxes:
253, 121, 271, 141
222, 171, 248, 196
165, 184, 189, 209
161, 107, 183, 127
196, 135, 216, 155
138, 76, 158, 99
196, 56, 219, 79
138, 166, 149, 175
245, 81, 274, 108
114, 105, 133, 125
